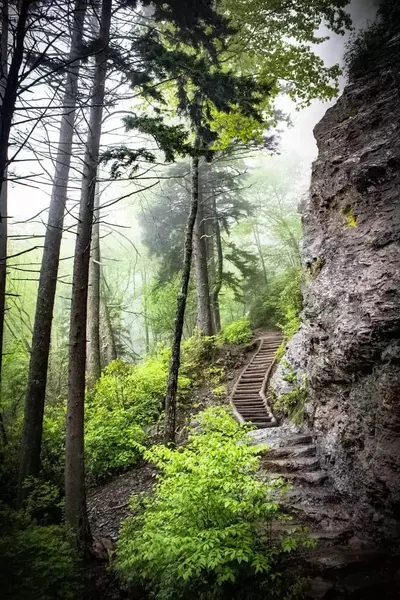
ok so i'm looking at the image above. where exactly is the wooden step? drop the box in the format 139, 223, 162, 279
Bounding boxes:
240, 409, 270, 415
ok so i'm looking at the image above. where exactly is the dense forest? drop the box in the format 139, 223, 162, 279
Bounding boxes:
0, 0, 399, 599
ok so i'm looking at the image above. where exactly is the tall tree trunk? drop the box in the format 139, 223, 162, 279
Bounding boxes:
87, 182, 101, 388
253, 224, 268, 286
193, 167, 213, 336
211, 193, 222, 333
0, 1, 9, 444
0, 4, 8, 407
164, 152, 199, 444
65, 0, 111, 550
99, 283, 117, 368
17, 0, 88, 504
0, 0, 31, 390
142, 270, 150, 355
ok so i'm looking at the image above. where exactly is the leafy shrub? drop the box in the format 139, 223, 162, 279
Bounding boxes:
41, 405, 66, 488
21, 478, 63, 524
0, 506, 79, 600
85, 405, 146, 481
274, 386, 307, 426
180, 330, 217, 381
219, 317, 253, 345
277, 268, 302, 341
116, 407, 305, 600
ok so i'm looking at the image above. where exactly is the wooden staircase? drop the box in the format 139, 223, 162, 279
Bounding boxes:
230, 332, 283, 428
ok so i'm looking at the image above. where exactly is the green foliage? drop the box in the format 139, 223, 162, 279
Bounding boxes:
276, 269, 303, 341
219, 317, 253, 345
0, 507, 79, 600
116, 407, 306, 600
220, 0, 352, 106
85, 357, 191, 481
344, 0, 400, 77
274, 386, 307, 426
41, 405, 66, 488
21, 478, 63, 525
180, 330, 217, 378
85, 406, 147, 482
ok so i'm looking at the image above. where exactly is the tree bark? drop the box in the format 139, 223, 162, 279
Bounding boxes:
164, 152, 199, 444
210, 193, 222, 332
87, 182, 101, 388
0, 1, 32, 391
0, 1, 9, 443
99, 283, 117, 368
253, 224, 268, 286
142, 270, 150, 355
193, 165, 213, 336
17, 0, 88, 505
65, 0, 111, 551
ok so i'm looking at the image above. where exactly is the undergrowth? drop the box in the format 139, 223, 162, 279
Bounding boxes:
116, 408, 312, 600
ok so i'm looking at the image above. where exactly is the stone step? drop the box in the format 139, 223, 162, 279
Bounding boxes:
266, 470, 328, 486
268, 444, 317, 459
262, 456, 321, 473
251, 422, 276, 429
284, 434, 313, 446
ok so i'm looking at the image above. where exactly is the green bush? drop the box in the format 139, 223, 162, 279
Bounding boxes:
274, 386, 307, 426
116, 407, 305, 600
0, 506, 79, 600
84, 356, 191, 481
180, 330, 217, 381
85, 405, 146, 481
219, 317, 253, 345
276, 269, 302, 341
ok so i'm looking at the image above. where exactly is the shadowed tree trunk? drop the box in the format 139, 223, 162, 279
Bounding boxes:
193, 165, 213, 336
0, 4, 7, 420
65, 0, 111, 551
0, 1, 26, 439
142, 270, 150, 355
164, 150, 199, 444
0, 2, 7, 447
87, 182, 101, 388
17, 0, 88, 505
100, 282, 117, 368
253, 223, 268, 286
211, 193, 222, 332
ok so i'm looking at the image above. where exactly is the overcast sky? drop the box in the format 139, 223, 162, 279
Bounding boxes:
280, 0, 378, 162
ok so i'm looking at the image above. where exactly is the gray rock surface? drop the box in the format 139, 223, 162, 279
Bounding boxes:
292, 30, 400, 537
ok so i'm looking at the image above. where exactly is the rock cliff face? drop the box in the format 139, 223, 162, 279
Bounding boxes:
279, 29, 400, 538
